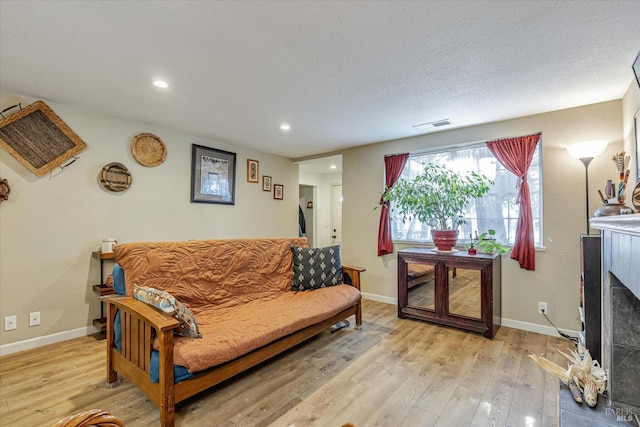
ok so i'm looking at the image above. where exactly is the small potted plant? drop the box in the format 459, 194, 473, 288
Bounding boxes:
382, 164, 493, 251
473, 229, 509, 255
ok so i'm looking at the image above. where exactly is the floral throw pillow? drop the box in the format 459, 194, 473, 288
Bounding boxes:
291, 245, 342, 291
133, 285, 202, 338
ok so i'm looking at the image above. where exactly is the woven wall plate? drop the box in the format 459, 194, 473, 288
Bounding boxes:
131, 133, 166, 167
100, 162, 132, 192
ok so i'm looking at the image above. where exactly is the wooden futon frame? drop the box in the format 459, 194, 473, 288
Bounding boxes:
104, 266, 364, 427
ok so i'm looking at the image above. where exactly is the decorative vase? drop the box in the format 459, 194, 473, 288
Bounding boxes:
432, 230, 458, 251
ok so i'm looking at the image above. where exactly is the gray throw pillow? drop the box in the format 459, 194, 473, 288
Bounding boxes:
291, 245, 342, 291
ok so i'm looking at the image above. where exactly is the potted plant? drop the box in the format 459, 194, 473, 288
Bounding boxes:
382, 164, 493, 251
471, 230, 509, 255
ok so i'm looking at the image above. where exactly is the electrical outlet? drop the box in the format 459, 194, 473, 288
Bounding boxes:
4, 315, 17, 331
538, 302, 548, 314
29, 311, 41, 327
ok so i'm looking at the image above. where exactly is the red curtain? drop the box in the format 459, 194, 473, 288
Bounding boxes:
377, 153, 409, 256
486, 134, 540, 270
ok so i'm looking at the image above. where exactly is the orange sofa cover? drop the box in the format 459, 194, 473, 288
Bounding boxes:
113, 238, 361, 373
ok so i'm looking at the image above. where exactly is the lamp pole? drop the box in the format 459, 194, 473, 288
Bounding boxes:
580, 157, 594, 234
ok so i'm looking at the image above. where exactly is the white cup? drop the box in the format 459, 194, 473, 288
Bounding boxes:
101, 238, 117, 253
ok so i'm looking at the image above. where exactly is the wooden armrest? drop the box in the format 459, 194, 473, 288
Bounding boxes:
102, 296, 180, 332
342, 264, 366, 273
342, 265, 366, 290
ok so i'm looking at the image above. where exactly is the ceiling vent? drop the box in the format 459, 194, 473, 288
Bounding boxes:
412, 119, 452, 130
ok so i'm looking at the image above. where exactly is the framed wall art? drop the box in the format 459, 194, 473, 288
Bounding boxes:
262, 175, 272, 192
247, 159, 259, 183
274, 184, 284, 200
191, 144, 236, 204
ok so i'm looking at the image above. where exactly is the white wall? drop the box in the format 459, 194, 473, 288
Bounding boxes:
0, 92, 299, 349
341, 99, 627, 334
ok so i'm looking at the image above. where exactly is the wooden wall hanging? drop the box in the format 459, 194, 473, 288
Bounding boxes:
100, 162, 132, 192
131, 133, 167, 167
0, 178, 10, 203
0, 101, 87, 177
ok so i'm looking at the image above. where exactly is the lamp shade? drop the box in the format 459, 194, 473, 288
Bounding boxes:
566, 140, 608, 159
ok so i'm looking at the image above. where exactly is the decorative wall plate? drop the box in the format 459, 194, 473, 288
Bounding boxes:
633, 182, 640, 211
131, 133, 166, 167
100, 162, 132, 192
0, 178, 10, 203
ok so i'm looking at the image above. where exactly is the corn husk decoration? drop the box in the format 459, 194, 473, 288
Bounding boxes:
529, 345, 607, 407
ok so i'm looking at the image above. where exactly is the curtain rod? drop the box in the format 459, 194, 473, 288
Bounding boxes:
385, 131, 542, 158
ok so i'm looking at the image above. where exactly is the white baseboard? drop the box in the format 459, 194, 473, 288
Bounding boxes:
0, 325, 101, 356
362, 292, 397, 305
501, 318, 579, 339
361, 293, 579, 339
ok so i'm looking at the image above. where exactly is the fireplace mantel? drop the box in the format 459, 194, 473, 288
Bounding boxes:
591, 213, 640, 237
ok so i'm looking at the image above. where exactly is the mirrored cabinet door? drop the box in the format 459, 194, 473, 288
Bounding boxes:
406, 262, 436, 312
447, 268, 481, 320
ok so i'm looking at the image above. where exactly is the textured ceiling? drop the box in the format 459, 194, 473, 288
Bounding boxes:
1, 1, 639, 160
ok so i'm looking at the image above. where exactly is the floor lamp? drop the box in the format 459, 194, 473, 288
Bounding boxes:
567, 140, 608, 234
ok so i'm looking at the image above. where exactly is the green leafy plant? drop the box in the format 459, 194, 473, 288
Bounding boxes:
382, 164, 493, 230
474, 229, 509, 254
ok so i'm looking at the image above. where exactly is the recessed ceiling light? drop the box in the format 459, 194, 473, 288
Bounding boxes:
330, 165, 337, 169
280, 124, 291, 131
153, 80, 169, 89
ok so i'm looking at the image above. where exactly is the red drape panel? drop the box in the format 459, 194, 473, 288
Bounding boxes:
486, 134, 540, 270
377, 153, 409, 256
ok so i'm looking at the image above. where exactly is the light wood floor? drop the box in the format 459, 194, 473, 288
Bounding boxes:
0, 300, 569, 427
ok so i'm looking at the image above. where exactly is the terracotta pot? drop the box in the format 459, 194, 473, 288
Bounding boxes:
431, 229, 458, 251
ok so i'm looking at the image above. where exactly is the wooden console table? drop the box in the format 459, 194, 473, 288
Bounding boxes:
397, 248, 501, 338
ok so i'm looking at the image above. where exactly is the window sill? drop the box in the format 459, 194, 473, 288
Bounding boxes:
392, 240, 547, 252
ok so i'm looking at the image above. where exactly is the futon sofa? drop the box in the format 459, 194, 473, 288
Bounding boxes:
104, 237, 363, 427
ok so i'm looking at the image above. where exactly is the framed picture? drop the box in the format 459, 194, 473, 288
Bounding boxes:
247, 159, 259, 183
262, 175, 272, 192
635, 109, 639, 183
274, 184, 284, 200
191, 144, 236, 204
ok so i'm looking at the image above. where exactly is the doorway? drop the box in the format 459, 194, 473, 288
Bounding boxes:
299, 184, 315, 246
297, 155, 342, 247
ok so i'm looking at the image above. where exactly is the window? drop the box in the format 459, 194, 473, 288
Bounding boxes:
390, 142, 542, 247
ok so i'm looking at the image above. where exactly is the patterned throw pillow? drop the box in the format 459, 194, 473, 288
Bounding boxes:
291, 245, 342, 291
133, 285, 202, 338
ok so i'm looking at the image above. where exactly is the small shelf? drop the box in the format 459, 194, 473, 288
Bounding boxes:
93, 284, 116, 296
93, 317, 107, 331
92, 250, 117, 333
93, 251, 115, 260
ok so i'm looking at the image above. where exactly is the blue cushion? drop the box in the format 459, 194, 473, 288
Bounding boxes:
111, 263, 192, 383
112, 264, 126, 295
112, 264, 126, 350
149, 350, 192, 383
